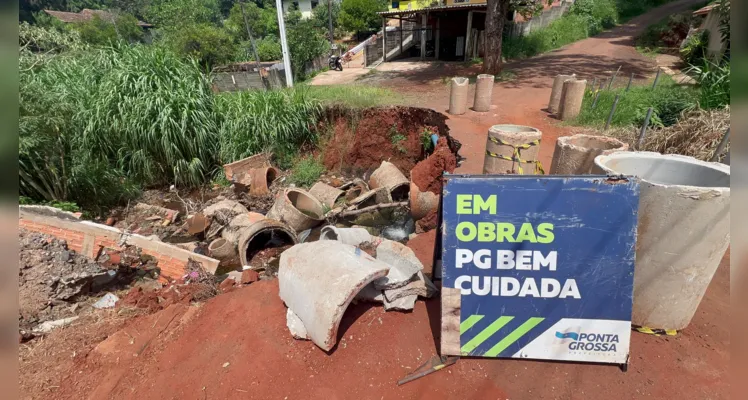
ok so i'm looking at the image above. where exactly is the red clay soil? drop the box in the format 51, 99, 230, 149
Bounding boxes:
322, 106, 450, 173
34, 252, 729, 400
411, 137, 457, 195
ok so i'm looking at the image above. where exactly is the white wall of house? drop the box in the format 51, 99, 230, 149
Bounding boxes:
282, 0, 319, 19
700, 10, 726, 58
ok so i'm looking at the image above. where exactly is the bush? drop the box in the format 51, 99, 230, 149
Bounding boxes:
687, 58, 730, 109
503, 14, 589, 59
162, 23, 237, 68
680, 30, 709, 66
287, 19, 329, 80
256, 36, 282, 61
615, 0, 671, 22
72, 14, 145, 46
289, 156, 326, 188
574, 76, 699, 128
638, 12, 696, 53
570, 0, 618, 35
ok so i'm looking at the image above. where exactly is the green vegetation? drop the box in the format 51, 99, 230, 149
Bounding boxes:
574, 75, 699, 128
420, 127, 435, 153
303, 85, 403, 108
636, 12, 695, 54
339, 0, 387, 37
687, 58, 730, 109
73, 14, 144, 45
614, 0, 676, 22
289, 156, 326, 188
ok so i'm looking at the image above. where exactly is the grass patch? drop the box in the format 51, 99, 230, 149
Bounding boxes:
574, 75, 699, 128
303, 84, 403, 108
289, 156, 326, 188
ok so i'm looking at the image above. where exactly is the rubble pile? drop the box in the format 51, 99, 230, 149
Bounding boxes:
18, 229, 158, 333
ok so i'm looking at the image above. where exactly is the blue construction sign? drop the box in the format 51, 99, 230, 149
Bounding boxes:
440, 175, 640, 365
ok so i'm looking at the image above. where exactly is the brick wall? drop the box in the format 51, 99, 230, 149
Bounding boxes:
19, 206, 220, 280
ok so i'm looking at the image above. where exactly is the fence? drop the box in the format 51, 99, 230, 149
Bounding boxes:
212, 53, 329, 92
364, 22, 418, 67
505, 2, 572, 39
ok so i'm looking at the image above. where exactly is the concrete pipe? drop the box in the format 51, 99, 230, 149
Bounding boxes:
409, 179, 439, 220
309, 182, 344, 208
548, 74, 575, 114
473, 74, 495, 112
248, 167, 278, 196
266, 188, 325, 232
558, 79, 587, 121
344, 179, 369, 202
483, 124, 542, 175
237, 218, 298, 266
221, 211, 265, 245
320, 226, 373, 246
448, 77, 469, 115
278, 241, 391, 351
593, 152, 730, 330
550, 134, 628, 175
208, 238, 239, 268
369, 161, 409, 201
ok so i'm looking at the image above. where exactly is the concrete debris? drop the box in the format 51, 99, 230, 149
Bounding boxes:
223, 152, 272, 183
266, 189, 325, 232
355, 283, 384, 303
203, 200, 249, 220
92, 293, 120, 309
373, 239, 423, 290
186, 213, 209, 235
320, 226, 373, 246
383, 271, 438, 302
278, 241, 390, 351
286, 308, 310, 340
309, 182, 344, 208
33, 316, 80, 334
383, 294, 417, 311
133, 203, 179, 223
226, 270, 243, 282
248, 167, 279, 196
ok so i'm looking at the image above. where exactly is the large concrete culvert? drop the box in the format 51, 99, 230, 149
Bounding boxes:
483, 124, 543, 175
448, 77, 469, 115
550, 134, 628, 175
594, 152, 730, 330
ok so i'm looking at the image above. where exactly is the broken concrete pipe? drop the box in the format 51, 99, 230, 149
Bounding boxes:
473, 74, 495, 112
279, 241, 390, 351
368, 161, 409, 201
409, 179, 439, 220
558, 78, 587, 120
208, 238, 239, 268
344, 178, 369, 202
548, 74, 575, 114
223, 152, 272, 183
593, 152, 730, 330
309, 182, 344, 208
483, 124, 542, 175
550, 134, 628, 175
266, 188, 325, 232
320, 226, 373, 246
221, 212, 265, 244
248, 167, 279, 196
236, 217, 298, 266
448, 77, 469, 115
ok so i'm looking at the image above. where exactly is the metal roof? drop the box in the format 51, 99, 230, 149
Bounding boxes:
377, 3, 487, 17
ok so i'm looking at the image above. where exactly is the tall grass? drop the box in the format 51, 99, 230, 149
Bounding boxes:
303, 85, 403, 108
216, 88, 322, 163
687, 58, 730, 109
574, 75, 699, 128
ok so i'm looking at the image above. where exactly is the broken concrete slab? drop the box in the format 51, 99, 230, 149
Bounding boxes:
373, 239, 422, 290
286, 308, 310, 340
320, 226, 373, 246
355, 283, 384, 303
383, 294, 417, 311
383, 271, 438, 302
203, 200, 249, 220
278, 241, 390, 351
223, 153, 272, 183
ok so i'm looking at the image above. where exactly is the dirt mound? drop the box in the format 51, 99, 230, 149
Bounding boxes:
411, 137, 457, 195
321, 106, 454, 174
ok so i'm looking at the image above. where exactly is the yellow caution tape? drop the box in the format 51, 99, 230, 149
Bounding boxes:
485, 136, 545, 175
632, 325, 678, 337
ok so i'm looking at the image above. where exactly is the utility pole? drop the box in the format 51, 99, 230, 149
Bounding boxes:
328, 0, 335, 52
275, 0, 294, 87
240, 2, 266, 89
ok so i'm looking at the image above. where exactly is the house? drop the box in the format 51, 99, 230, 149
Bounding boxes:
43, 9, 153, 28
282, 0, 322, 19
692, 3, 727, 58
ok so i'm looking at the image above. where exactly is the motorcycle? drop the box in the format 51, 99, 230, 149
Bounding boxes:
328, 54, 343, 71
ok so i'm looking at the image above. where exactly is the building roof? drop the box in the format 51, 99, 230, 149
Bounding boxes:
377, 3, 487, 17
44, 9, 153, 28
693, 4, 717, 16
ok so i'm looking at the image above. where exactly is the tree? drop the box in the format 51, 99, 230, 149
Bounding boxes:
339, 0, 386, 36
162, 23, 237, 68
484, 0, 549, 74
311, 0, 340, 40
145, 0, 222, 28
224, 2, 279, 40
287, 19, 328, 79
72, 13, 144, 45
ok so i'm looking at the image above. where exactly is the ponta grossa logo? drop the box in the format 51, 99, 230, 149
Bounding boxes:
555, 330, 619, 352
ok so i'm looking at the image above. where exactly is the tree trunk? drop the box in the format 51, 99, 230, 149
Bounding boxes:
483, 0, 511, 75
